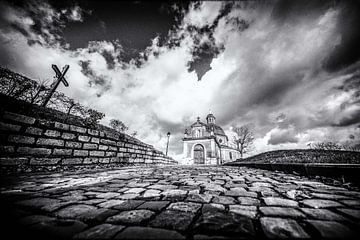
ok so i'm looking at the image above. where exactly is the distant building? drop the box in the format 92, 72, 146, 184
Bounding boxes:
181, 112, 240, 165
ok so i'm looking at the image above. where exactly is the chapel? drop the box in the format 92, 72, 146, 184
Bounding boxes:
181, 112, 240, 165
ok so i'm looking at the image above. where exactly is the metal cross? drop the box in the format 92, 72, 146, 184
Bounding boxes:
41, 64, 69, 107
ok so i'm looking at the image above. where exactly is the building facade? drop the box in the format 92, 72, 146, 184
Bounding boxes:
181, 112, 241, 165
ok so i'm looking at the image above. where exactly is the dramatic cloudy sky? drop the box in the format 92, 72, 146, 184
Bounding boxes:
1, 0, 359, 159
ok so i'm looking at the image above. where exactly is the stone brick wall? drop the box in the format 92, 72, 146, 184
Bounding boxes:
237, 149, 360, 164
0, 95, 176, 173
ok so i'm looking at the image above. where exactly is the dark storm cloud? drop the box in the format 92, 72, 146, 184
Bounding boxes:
0, 0, 85, 47
79, 60, 111, 96
323, 1, 360, 72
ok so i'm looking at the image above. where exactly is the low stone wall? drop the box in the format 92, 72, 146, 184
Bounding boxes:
235, 149, 360, 164
0, 95, 176, 174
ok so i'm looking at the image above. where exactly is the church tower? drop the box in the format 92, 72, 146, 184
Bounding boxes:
206, 111, 216, 124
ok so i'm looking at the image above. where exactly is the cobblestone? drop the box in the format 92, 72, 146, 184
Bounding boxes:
2, 165, 360, 239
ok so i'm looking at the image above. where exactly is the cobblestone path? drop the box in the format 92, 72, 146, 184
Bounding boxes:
1, 166, 360, 239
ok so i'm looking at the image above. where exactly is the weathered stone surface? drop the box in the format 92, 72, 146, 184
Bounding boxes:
36, 138, 64, 146
263, 197, 298, 207
212, 196, 236, 205
25, 127, 43, 135
29, 218, 87, 238
307, 220, 356, 238
8, 135, 35, 144
98, 200, 125, 209
300, 208, 347, 221
17, 147, 51, 155
301, 199, 344, 208
74, 223, 124, 239
44, 130, 61, 137
55, 204, 98, 219
137, 201, 170, 212
167, 202, 202, 213
237, 197, 260, 205
3, 111, 35, 124
186, 193, 213, 203
106, 210, 154, 224
229, 205, 257, 219
337, 208, 360, 219
112, 200, 145, 210
149, 210, 195, 231
194, 206, 255, 236
16, 197, 62, 210
260, 217, 309, 238
142, 189, 161, 199
0, 121, 21, 131
114, 226, 185, 239
260, 207, 306, 218
96, 192, 120, 199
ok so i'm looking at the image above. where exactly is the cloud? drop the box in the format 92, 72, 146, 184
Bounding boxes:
268, 127, 298, 145
0, 0, 359, 159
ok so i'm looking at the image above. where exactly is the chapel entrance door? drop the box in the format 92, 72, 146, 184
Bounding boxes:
194, 144, 205, 164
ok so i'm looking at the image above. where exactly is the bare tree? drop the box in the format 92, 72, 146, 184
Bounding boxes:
110, 119, 129, 133
232, 125, 254, 158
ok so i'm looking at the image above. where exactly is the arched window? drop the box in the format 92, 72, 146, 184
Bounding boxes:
195, 129, 201, 138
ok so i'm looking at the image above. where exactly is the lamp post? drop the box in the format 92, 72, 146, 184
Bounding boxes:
166, 132, 171, 156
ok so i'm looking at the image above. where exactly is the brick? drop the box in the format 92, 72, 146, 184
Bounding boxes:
25, 127, 43, 135
0, 121, 21, 131
44, 130, 61, 137
90, 151, 105, 157
109, 146, 117, 151
91, 137, 100, 143
88, 129, 99, 136
74, 150, 89, 156
99, 158, 110, 163
0, 146, 15, 153
99, 145, 109, 150
61, 133, 76, 140
70, 125, 87, 133
53, 148, 72, 156
100, 139, 116, 146
62, 158, 83, 165
65, 141, 82, 148
37, 119, 52, 128
78, 135, 91, 142
36, 138, 64, 146
54, 122, 69, 130
0, 157, 28, 165
117, 152, 124, 157
17, 147, 51, 155
106, 151, 116, 157
8, 135, 35, 144
83, 143, 98, 150
3, 111, 35, 124
30, 158, 61, 165
260, 217, 309, 238
110, 157, 120, 163
83, 157, 99, 164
